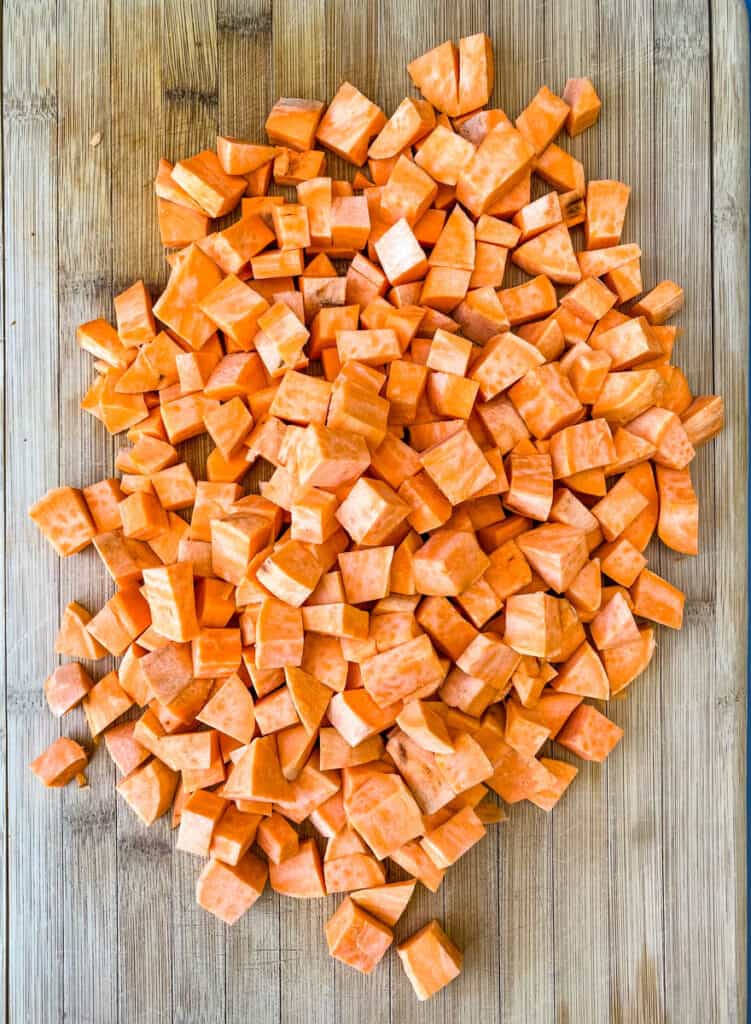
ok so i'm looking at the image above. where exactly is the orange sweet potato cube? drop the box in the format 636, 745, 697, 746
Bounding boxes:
199, 275, 269, 350
266, 97, 325, 151
177, 789, 227, 856
172, 149, 246, 217
44, 663, 94, 717
29, 486, 96, 557
326, 897, 394, 974
335, 477, 410, 545
556, 703, 623, 762
118, 491, 168, 541
420, 425, 495, 505
316, 82, 386, 165
396, 920, 463, 1000
30, 737, 88, 787
196, 852, 268, 924
116, 758, 179, 824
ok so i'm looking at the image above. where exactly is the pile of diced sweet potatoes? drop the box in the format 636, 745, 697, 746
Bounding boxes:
28, 31, 724, 999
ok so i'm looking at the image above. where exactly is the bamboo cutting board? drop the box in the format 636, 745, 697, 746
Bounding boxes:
3, 1, 748, 1021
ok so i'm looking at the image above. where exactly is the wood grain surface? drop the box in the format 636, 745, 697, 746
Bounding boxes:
2, 1, 748, 1021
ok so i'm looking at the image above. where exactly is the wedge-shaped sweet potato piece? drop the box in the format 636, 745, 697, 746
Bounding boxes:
30, 737, 88, 788
116, 757, 179, 824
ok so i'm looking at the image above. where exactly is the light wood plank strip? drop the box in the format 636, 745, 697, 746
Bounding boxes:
591, 3, 665, 1023
216, 5, 282, 1024
3, 2, 62, 1022
160, 2, 227, 1021
651, 2, 718, 1021
705, 0, 749, 1019
110, 4, 174, 1021
56, 1, 118, 1021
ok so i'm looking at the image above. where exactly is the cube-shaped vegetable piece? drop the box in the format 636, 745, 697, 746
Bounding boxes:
556, 703, 624, 762
29, 486, 96, 557
44, 663, 94, 717
316, 82, 385, 165
177, 789, 227, 856
172, 150, 246, 217
396, 920, 463, 1000
116, 758, 179, 825
30, 737, 88, 787
326, 897, 394, 973
266, 97, 325, 151
196, 853, 268, 925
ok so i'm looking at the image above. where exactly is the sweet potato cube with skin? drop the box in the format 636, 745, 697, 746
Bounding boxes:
420, 426, 495, 505
373, 218, 428, 285
196, 853, 268, 925
515, 86, 570, 155
256, 598, 304, 669
414, 124, 475, 186
456, 126, 535, 218
116, 758, 179, 825
44, 663, 94, 717
29, 486, 96, 557
316, 82, 385, 165
590, 591, 641, 650
30, 737, 88, 788
556, 704, 623, 762
412, 529, 489, 597
177, 790, 227, 857
326, 897, 394, 974
396, 700, 454, 755
562, 76, 601, 135
171, 150, 245, 217
269, 837, 327, 897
